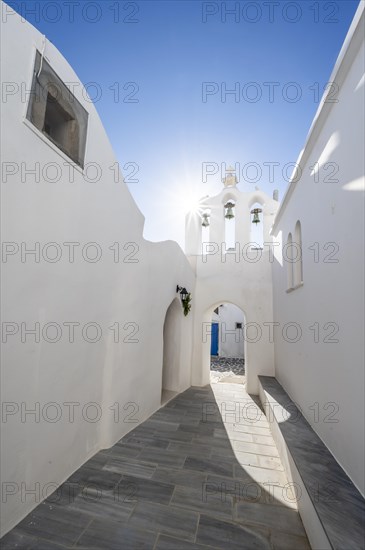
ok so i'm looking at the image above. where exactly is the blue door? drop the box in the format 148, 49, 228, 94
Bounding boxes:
211, 323, 219, 356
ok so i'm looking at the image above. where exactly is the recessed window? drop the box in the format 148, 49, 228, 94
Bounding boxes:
286, 232, 294, 290
294, 220, 303, 286
283, 220, 303, 292
26, 51, 88, 167
285, 223, 303, 292
236, 322, 242, 329
223, 199, 236, 250
250, 202, 264, 248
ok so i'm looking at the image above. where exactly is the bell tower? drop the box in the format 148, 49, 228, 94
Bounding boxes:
222, 166, 238, 188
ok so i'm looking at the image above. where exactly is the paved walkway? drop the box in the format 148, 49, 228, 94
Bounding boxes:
210, 357, 245, 385
2, 382, 310, 549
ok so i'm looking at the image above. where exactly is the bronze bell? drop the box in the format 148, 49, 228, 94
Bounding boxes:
251, 207, 262, 224
224, 202, 235, 219
202, 213, 210, 227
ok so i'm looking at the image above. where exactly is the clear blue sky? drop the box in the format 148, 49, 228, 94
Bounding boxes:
7, 0, 360, 246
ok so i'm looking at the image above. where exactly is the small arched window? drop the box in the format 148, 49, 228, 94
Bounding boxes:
224, 200, 236, 250
286, 233, 294, 290
250, 202, 264, 249
201, 209, 211, 244
294, 221, 303, 286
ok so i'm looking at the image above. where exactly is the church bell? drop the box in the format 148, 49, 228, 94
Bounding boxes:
201, 213, 210, 227
251, 207, 262, 224
224, 202, 235, 219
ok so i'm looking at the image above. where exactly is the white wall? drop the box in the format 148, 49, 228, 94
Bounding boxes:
0, 12, 195, 535
271, 4, 365, 495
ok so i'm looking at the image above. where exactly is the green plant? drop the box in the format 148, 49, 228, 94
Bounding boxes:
182, 292, 192, 316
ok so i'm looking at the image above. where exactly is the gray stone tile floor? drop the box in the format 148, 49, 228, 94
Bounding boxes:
1, 382, 311, 549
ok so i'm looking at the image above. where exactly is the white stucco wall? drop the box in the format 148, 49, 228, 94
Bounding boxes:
187, 187, 279, 394
271, 4, 365, 495
0, 11, 195, 535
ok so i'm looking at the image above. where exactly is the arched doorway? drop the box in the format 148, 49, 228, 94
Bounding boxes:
161, 298, 182, 405
204, 302, 246, 385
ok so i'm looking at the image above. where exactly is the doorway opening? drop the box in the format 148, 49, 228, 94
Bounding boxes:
210, 303, 245, 384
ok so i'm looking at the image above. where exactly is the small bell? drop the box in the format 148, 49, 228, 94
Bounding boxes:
225, 207, 234, 219
251, 207, 262, 224
224, 202, 235, 219
201, 213, 210, 227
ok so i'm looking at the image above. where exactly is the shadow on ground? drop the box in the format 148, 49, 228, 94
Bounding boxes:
1, 383, 310, 549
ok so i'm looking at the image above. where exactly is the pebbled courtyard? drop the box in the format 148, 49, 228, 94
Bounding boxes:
210, 357, 245, 385
210, 357, 245, 376
1, 381, 310, 549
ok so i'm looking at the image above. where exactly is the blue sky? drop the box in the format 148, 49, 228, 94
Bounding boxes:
7, 0, 360, 246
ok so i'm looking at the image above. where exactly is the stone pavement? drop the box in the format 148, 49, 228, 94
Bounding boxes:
210, 357, 245, 376
210, 357, 245, 384
1, 382, 310, 549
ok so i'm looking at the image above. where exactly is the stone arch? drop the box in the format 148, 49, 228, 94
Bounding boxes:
249, 201, 264, 249
221, 191, 238, 205
202, 300, 247, 384
248, 193, 266, 210
222, 197, 236, 249
161, 297, 183, 404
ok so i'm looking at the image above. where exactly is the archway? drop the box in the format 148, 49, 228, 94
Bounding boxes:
205, 302, 247, 385
249, 201, 264, 249
161, 298, 183, 405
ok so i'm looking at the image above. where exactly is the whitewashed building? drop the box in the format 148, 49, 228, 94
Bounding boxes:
0, 8, 195, 536
270, 3, 365, 497
1, 0, 364, 543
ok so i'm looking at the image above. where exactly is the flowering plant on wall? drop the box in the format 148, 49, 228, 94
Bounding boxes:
182, 293, 192, 316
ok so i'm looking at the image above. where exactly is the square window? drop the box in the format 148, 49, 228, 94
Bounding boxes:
26, 51, 88, 167
236, 322, 242, 329
43, 93, 75, 151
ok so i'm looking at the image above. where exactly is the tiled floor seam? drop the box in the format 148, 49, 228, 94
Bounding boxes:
216, 438, 281, 457
232, 512, 304, 540
193, 511, 201, 543
227, 437, 281, 447
72, 517, 93, 547
167, 483, 178, 505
